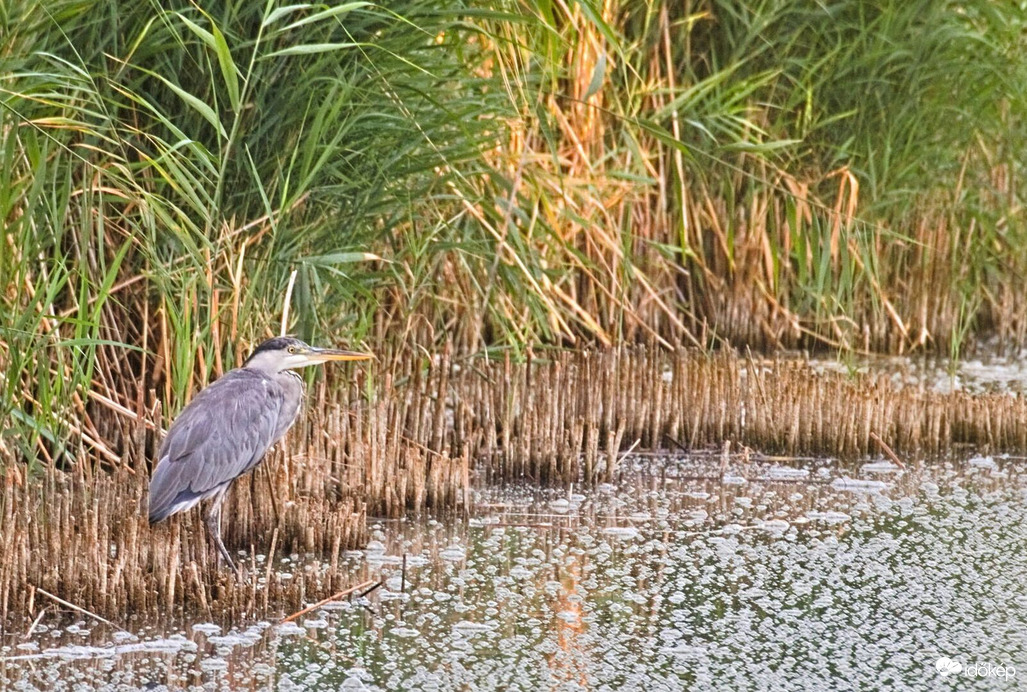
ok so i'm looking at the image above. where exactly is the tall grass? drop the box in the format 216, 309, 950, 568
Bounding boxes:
1, 0, 1026, 470
489, 0, 1027, 352
1, 0, 518, 464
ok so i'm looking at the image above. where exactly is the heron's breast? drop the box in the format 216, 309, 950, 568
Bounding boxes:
272, 371, 306, 439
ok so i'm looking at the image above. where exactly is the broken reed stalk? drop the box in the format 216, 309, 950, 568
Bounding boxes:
280, 578, 378, 624
4, 346, 1027, 625
869, 431, 906, 469
33, 588, 116, 629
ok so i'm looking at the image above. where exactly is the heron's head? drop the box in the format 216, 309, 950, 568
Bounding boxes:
243, 336, 373, 373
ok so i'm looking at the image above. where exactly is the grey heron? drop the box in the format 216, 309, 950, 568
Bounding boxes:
148, 336, 372, 574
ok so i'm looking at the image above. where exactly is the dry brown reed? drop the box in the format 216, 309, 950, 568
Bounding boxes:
4, 346, 1027, 627
477, 2, 1027, 354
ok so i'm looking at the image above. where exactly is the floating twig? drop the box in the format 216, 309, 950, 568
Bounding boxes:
358, 579, 384, 598
869, 431, 906, 469
35, 588, 116, 628
358, 579, 385, 616
280, 578, 378, 624
24, 606, 47, 639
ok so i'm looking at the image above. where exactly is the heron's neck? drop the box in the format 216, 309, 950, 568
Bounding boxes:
241, 359, 304, 379
279, 369, 304, 383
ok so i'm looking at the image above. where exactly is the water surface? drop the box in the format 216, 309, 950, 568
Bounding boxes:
2, 453, 1025, 690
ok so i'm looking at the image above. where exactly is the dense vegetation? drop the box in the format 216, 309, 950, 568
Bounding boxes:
2, 0, 1026, 465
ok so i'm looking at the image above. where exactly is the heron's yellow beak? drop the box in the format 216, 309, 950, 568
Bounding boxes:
307, 346, 374, 362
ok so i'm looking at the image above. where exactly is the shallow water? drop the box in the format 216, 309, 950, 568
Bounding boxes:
810, 349, 1027, 395
2, 453, 1025, 691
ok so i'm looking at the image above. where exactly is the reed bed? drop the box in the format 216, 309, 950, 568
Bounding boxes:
3, 346, 1027, 626
4, 1, 1027, 472
4, 0, 1027, 636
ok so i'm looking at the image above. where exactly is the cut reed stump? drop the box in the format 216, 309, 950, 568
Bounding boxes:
3, 346, 1027, 624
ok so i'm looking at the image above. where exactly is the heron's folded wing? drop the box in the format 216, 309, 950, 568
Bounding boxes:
148, 370, 283, 522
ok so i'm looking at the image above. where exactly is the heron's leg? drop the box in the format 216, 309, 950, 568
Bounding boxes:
204, 489, 240, 576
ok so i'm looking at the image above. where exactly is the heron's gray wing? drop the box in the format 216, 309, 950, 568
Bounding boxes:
148, 370, 284, 523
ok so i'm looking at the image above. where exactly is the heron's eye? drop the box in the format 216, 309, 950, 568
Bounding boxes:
287, 346, 297, 354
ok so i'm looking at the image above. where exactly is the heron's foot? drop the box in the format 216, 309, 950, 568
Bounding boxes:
219, 551, 243, 579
